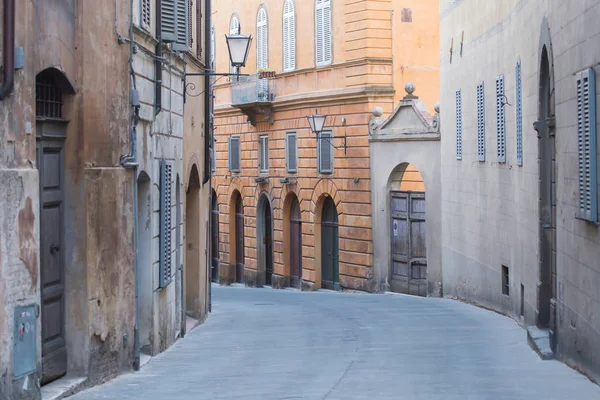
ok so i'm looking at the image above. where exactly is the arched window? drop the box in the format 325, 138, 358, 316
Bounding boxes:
283, 0, 296, 72
229, 15, 241, 73
257, 7, 268, 71
315, 0, 332, 66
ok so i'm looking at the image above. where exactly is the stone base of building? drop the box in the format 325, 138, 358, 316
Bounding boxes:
218, 263, 237, 285
244, 268, 264, 288
301, 280, 317, 291
271, 274, 289, 289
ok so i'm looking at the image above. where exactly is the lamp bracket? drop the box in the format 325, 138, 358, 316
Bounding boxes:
316, 133, 348, 155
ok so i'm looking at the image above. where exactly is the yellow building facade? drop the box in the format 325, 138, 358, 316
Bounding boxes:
210, 0, 439, 291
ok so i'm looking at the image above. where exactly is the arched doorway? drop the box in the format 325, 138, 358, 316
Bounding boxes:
535, 34, 557, 348
257, 194, 274, 286
137, 171, 153, 355
388, 163, 427, 296
185, 165, 202, 318
231, 191, 245, 283
321, 196, 339, 290
211, 189, 219, 283
36, 68, 74, 384
289, 196, 302, 288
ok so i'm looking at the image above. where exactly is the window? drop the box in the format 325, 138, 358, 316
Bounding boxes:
318, 131, 333, 173
401, 8, 412, 23
141, 0, 151, 30
315, 0, 332, 66
230, 15, 241, 74
286, 132, 298, 173
228, 136, 241, 173
195, 0, 202, 57
516, 61, 523, 166
576, 68, 598, 222
496, 75, 506, 163
456, 90, 462, 160
477, 81, 486, 162
159, 160, 173, 289
502, 265, 509, 296
283, 0, 296, 72
162, 0, 191, 51
259, 136, 269, 173
257, 7, 268, 70
211, 136, 216, 173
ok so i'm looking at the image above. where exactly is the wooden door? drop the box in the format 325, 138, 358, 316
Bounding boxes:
235, 194, 244, 283
263, 203, 273, 286
321, 197, 339, 290
290, 198, 302, 288
37, 125, 67, 384
211, 193, 219, 282
390, 191, 427, 296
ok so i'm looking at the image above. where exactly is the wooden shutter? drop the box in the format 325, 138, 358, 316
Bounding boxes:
141, 0, 151, 29
196, 0, 202, 57
188, 0, 193, 48
496, 75, 506, 163
159, 160, 173, 288
315, 0, 324, 65
259, 136, 269, 173
516, 61, 523, 166
286, 133, 298, 173
318, 132, 333, 173
229, 137, 241, 172
456, 89, 462, 160
172, 0, 190, 51
283, 0, 295, 71
477, 82, 486, 162
576, 68, 598, 222
161, 0, 177, 43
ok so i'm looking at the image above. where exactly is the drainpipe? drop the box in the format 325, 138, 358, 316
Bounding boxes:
155, 0, 163, 114
0, 0, 16, 100
204, 0, 212, 313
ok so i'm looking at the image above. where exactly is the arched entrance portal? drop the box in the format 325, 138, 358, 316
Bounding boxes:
289, 196, 302, 288
535, 29, 557, 348
36, 68, 74, 384
388, 163, 427, 296
230, 191, 245, 283
211, 190, 219, 282
257, 194, 274, 286
137, 171, 153, 354
321, 196, 339, 290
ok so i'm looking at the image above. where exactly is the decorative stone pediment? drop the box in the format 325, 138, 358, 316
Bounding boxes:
370, 83, 440, 142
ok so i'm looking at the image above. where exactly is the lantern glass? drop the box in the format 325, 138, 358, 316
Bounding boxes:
226, 34, 252, 68
307, 113, 327, 134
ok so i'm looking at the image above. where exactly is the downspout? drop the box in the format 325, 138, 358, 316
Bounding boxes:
155, 0, 163, 114
204, 0, 212, 312
0, 0, 16, 100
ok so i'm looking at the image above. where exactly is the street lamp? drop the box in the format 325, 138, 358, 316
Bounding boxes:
307, 109, 328, 135
226, 34, 253, 69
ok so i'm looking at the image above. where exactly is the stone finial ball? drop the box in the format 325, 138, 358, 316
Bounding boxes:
405, 82, 416, 95
372, 106, 383, 117
434, 103, 440, 113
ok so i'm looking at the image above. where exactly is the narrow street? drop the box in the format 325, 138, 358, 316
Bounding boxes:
69, 285, 600, 400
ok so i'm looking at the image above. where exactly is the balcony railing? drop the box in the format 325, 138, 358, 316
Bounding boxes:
231, 75, 276, 106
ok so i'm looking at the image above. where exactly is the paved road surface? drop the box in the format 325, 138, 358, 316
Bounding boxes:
70, 285, 600, 399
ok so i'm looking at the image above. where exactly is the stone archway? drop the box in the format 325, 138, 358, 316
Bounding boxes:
282, 191, 302, 289
185, 165, 203, 319
229, 190, 245, 284
387, 163, 427, 296
137, 171, 153, 355
320, 196, 339, 291
256, 192, 274, 287
211, 189, 220, 283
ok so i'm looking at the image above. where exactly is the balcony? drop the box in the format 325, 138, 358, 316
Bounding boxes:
231, 75, 276, 126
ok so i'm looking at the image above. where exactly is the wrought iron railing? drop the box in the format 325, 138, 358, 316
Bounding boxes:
231, 75, 276, 106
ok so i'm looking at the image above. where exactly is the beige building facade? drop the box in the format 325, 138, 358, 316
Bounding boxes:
440, 0, 600, 382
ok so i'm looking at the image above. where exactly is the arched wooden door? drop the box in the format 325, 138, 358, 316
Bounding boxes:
321, 197, 339, 290
290, 196, 302, 288
235, 193, 244, 283
262, 199, 274, 286
211, 190, 219, 282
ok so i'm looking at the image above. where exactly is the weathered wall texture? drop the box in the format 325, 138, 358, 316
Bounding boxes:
440, 0, 600, 382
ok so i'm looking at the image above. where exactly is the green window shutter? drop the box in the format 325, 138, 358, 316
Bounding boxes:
318, 131, 333, 173
577, 68, 598, 222
286, 132, 298, 173
159, 160, 173, 289
172, 0, 190, 52
161, 0, 177, 43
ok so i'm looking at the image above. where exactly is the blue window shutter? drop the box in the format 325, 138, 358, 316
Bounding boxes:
159, 160, 173, 289
286, 132, 298, 173
318, 131, 333, 173
172, 0, 190, 52
230, 136, 240, 172
477, 82, 486, 162
161, 0, 178, 43
577, 68, 598, 222
496, 75, 506, 163
516, 61, 523, 166
456, 90, 462, 160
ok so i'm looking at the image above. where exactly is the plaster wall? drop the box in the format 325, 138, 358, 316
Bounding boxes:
440, 0, 600, 381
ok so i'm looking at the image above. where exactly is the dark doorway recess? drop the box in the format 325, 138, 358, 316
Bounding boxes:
321, 196, 339, 290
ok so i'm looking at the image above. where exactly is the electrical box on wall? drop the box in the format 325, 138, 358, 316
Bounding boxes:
13, 305, 37, 379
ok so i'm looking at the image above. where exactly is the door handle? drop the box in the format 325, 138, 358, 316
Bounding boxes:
50, 244, 60, 255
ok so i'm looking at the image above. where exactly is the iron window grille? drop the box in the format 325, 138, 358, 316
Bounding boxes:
36, 75, 63, 119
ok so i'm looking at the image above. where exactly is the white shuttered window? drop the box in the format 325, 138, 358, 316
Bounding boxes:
259, 136, 269, 173
283, 0, 296, 72
257, 8, 268, 70
315, 0, 332, 66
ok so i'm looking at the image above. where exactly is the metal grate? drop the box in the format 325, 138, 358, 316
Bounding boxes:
516, 61, 523, 166
36, 75, 63, 119
456, 90, 462, 160
496, 75, 506, 163
477, 82, 486, 161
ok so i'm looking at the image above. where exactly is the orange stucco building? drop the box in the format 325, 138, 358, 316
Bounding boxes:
210, 0, 439, 291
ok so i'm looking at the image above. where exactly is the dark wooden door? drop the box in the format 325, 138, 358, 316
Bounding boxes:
211, 193, 219, 282
235, 194, 244, 283
290, 198, 302, 288
264, 203, 273, 286
321, 197, 339, 290
390, 191, 427, 296
37, 124, 67, 384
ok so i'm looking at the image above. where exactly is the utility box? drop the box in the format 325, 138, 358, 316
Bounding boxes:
13, 305, 37, 379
